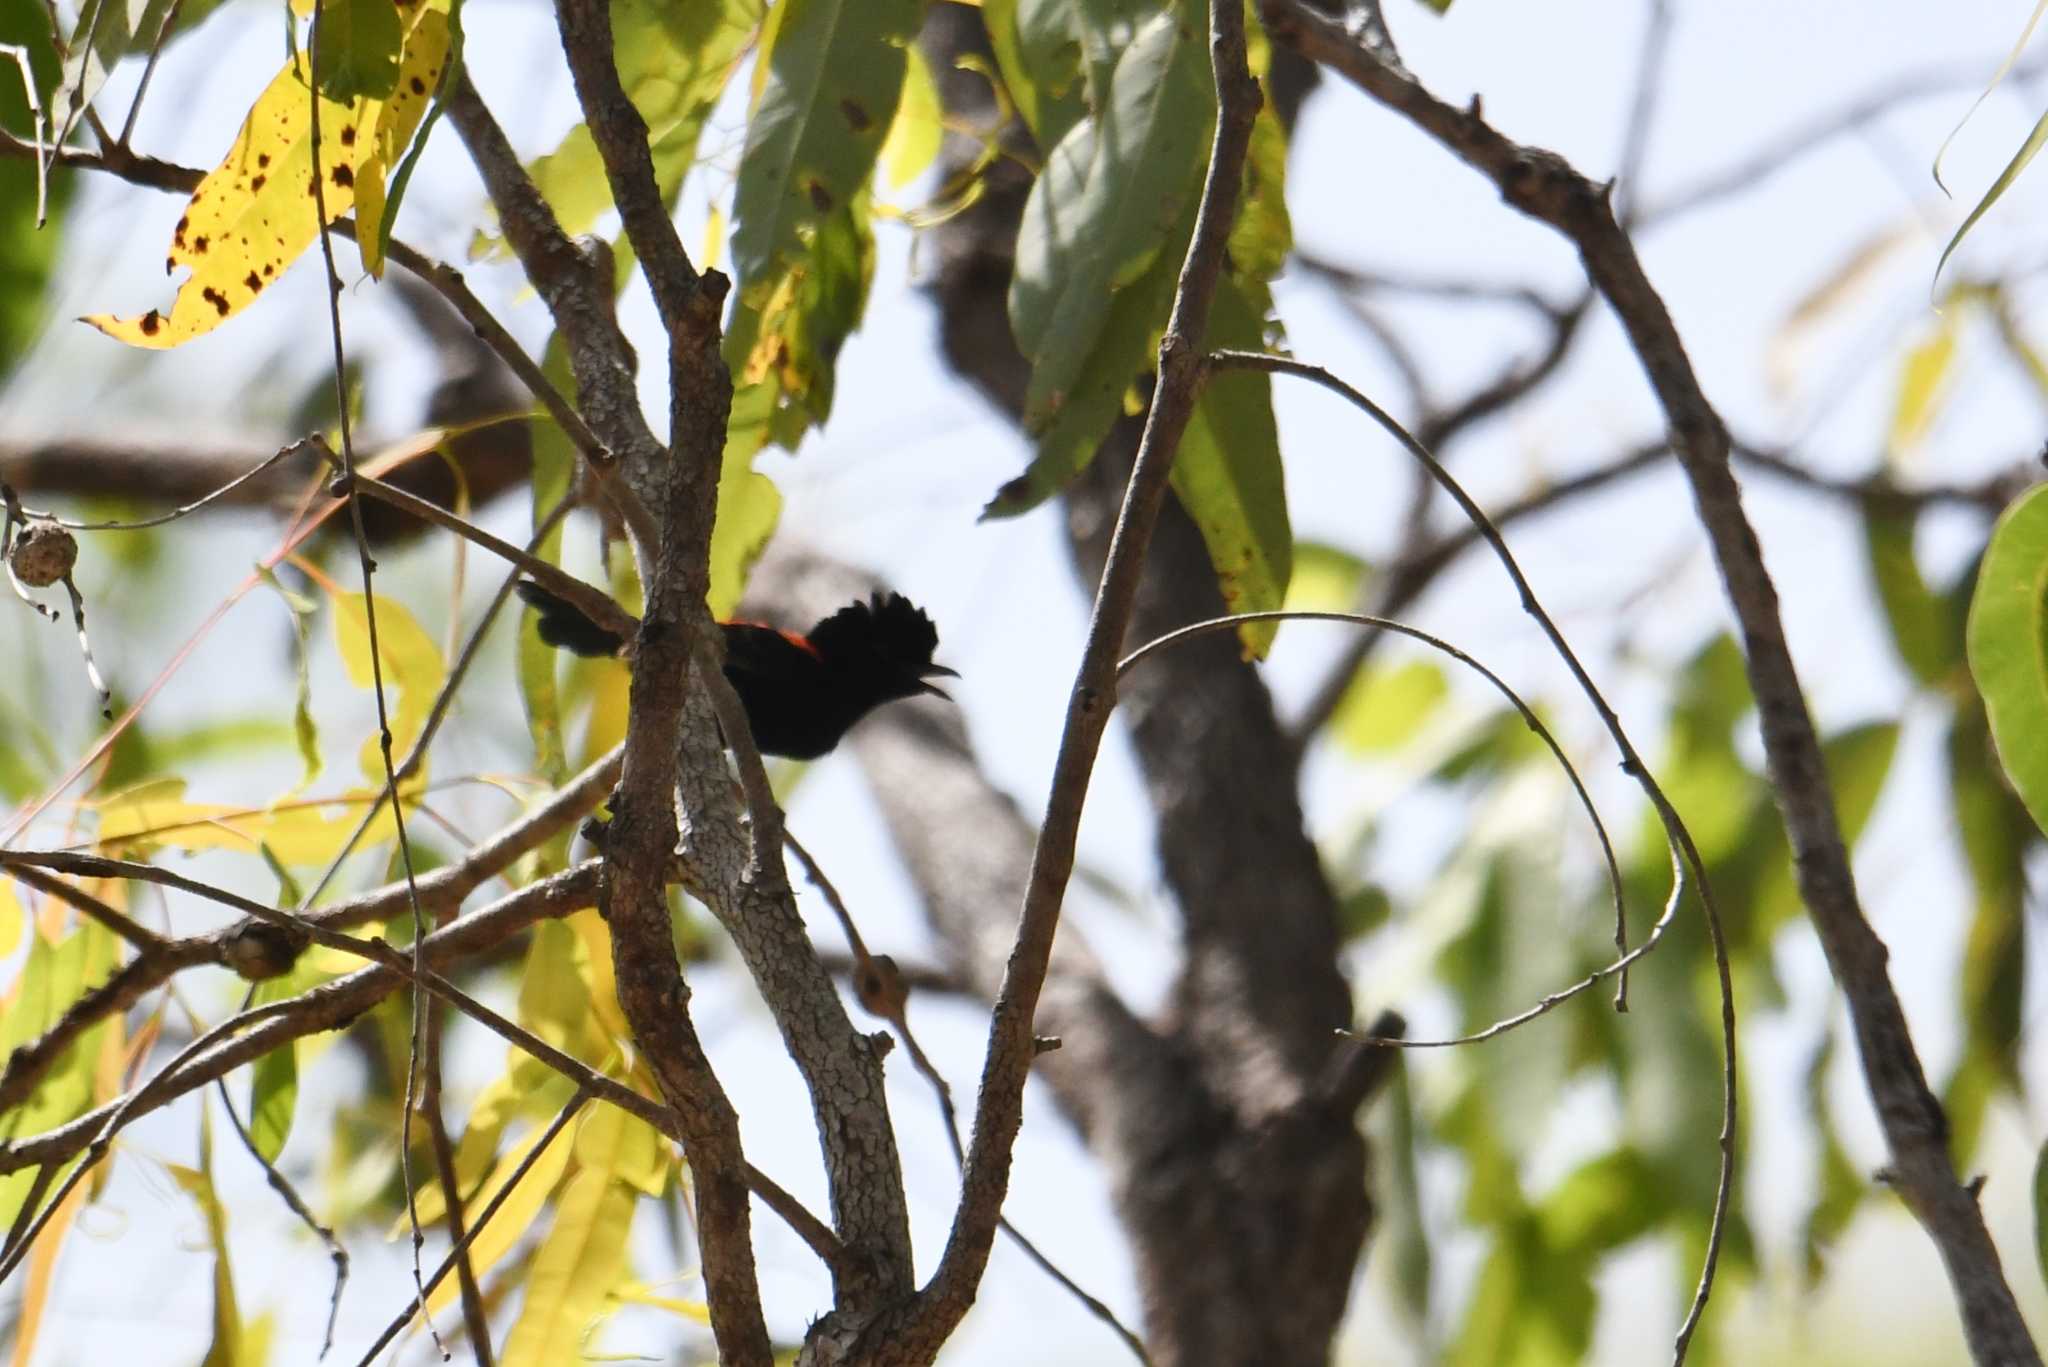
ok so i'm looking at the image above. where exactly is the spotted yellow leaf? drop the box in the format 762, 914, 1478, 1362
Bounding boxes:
83, 4, 448, 347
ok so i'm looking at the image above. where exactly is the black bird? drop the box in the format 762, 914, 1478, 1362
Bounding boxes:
515, 581, 957, 759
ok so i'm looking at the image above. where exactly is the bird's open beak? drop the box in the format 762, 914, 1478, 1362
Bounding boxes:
918, 663, 959, 700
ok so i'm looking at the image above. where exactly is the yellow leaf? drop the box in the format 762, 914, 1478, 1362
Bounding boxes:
699, 201, 726, 274
92, 778, 400, 864
0, 879, 21, 958
575, 1100, 669, 1199
331, 590, 446, 784
499, 1170, 636, 1367
567, 908, 633, 1047
879, 44, 941, 191
6, 1176, 87, 1367
611, 1281, 711, 1323
83, 8, 449, 347
1887, 314, 1961, 461
425, 1115, 577, 1317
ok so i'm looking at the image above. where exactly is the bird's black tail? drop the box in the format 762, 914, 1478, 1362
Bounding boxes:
515, 580, 626, 658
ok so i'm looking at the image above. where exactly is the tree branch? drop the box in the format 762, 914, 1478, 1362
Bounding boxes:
1255, 3, 2039, 1358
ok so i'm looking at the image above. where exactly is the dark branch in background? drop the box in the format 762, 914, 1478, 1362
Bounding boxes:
868, 4, 1266, 1359
1254, 3, 2038, 1360
902, 4, 1388, 1359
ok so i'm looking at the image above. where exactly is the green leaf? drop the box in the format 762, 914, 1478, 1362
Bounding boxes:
984, 0, 1088, 149
248, 1038, 298, 1165
1538, 1148, 1664, 1255
1284, 542, 1368, 612
1010, 4, 1211, 430
1448, 1218, 1593, 1367
1230, 21, 1292, 283
2034, 1136, 2048, 1298
1862, 500, 1964, 688
710, 381, 785, 618
1172, 273, 1291, 655
311, 0, 403, 101
1335, 660, 1449, 753
49, 0, 179, 146
730, 0, 917, 288
1966, 484, 2048, 835
520, 335, 575, 790
0, 0, 75, 376
258, 566, 323, 790
169, 1110, 248, 1367
727, 199, 875, 434
983, 203, 1185, 518
1944, 704, 2030, 1155
1935, 101, 2048, 288
510, 0, 760, 251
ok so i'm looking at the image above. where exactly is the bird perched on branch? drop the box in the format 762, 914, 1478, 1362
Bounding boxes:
515, 580, 957, 759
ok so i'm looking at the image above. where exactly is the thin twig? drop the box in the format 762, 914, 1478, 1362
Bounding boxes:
350, 1087, 590, 1367
301, 15, 441, 1335
4, 863, 172, 955
214, 1071, 349, 1359
422, 997, 494, 1364
1206, 340, 1733, 1356
786, 834, 1153, 1366
888, 2, 1266, 1355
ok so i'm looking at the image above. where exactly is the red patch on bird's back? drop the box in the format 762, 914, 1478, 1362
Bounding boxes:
726, 620, 822, 661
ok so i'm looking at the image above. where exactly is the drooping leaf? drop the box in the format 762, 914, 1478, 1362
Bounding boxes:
879, 42, 942, 190
1931, 0, 2048, 194
574, 1098, 668, 1198
1284, 541, 1369, 613
331, 589, 447, 785
1934, 100, 2048, 288
727, 199, 875, 434
1335, 660, 1449, 754
84, 3, 450, 345
983, 200, 1185, 517
0, 0, 75, 376
168, 1110, 251, 1367
1944, 704, 2030, 1154
508, 0, 760, 252
48, 0, 179, 148
426, 1114, 578, 1317
982, 0, 1088, 149
0, 878, 21, 958
1861, 500, 1964, 689
499, 1169, 636, 1367
248, 982, 300, 1164
2034, 1136, 2048, 1297
1010, 4, 1211, 430
1171, 272, 1290, 654
710, 377, 787, 619
1966, 484, 2048, 835
310, 0, 402, 102
730, 0, 918, 288
258, 565, 323, 790
92, 778, 395, 863
1886, 311, 1960, 460
520, 335, 575, 790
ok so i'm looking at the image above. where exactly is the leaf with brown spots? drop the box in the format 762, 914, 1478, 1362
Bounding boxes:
82, 3, 449, 347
